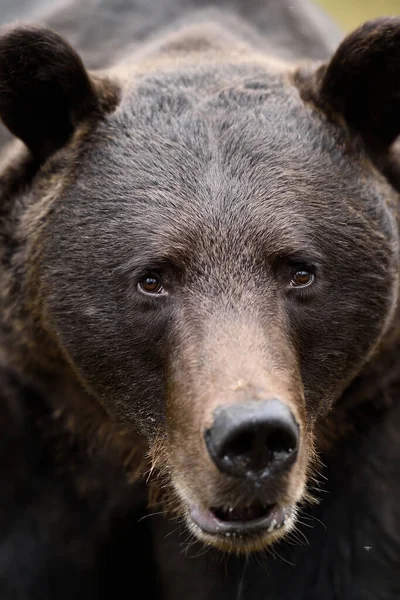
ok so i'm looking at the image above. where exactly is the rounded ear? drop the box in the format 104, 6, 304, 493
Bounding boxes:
0, 26, 100, 160
301, 18, 400, 151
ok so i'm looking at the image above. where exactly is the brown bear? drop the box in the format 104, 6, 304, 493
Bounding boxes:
0, 0, 400, 599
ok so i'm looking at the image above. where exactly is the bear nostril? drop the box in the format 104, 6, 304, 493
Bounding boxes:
225, 431, 253, 458
205, 399, 299, 478
265, 428, 297, 457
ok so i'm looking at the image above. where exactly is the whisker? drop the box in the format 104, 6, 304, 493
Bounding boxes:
265, 545, 295, 567
294, 518, 314, 529
137, 510, 165, 523
145, 461, 157, 484
236, 555, 249, 600
163, 526, 181, 541
290, 527, 310, 546
188, 545, 212, 559
300, 513, 327, 531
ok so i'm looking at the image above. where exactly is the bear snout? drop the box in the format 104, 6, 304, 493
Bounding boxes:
161, 311, 310, 552
204, 399, 299, 479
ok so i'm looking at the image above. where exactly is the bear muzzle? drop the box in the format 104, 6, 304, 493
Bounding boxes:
179, 399, 301, 549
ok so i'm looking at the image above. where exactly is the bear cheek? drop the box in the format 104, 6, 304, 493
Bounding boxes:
299, 275, 398, 416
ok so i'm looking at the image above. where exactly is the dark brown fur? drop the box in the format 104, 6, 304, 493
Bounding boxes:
0, 1, 400, 598
0, 358, 159, 599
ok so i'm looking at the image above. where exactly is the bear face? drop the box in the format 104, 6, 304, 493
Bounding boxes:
0, 19, 400, 554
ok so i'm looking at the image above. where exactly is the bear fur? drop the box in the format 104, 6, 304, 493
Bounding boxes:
1, 1, 400, 599
0, 357, 160, 599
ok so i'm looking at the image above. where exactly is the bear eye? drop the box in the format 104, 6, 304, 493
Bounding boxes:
290, 269, 315, 288
137, 274, 166, 296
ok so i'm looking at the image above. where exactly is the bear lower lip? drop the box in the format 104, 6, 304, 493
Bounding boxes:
190, 503, 291, 536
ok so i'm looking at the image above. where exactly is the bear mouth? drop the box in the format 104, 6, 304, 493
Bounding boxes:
190, 502, 292, 536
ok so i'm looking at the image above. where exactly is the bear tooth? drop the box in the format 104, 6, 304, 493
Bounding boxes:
268, 519, 277, 533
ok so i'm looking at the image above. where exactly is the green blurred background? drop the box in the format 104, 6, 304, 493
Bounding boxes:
317, 0, 400, 29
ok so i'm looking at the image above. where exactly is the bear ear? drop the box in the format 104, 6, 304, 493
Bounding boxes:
0, 26, 100, 160
309, 17, 400, 151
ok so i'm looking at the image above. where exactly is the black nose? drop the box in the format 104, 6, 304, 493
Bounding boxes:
204, 399, 299, 478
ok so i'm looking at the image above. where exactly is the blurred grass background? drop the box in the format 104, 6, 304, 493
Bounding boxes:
317, 0, 400, 30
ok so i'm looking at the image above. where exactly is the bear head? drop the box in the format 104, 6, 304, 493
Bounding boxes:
0, 19, 399, 552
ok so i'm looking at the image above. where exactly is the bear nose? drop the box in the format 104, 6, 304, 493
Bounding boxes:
204, 399, 299, 478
